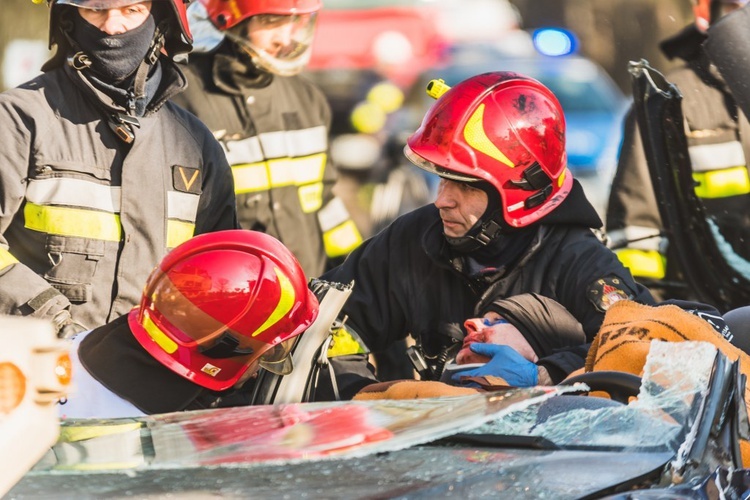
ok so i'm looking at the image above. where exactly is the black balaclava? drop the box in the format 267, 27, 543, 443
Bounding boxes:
71, 9, 157, 84
443, 180, 508, 253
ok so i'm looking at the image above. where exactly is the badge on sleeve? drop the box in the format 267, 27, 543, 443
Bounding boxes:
172, 165, 202, 194
587, 276, 633, 312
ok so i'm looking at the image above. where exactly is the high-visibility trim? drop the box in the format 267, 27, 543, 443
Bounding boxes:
464, 104, 514, 168
298, 182, 324, 213
24, 202, 121, 241
327, 326, 368, 357
0, 248, 18, 271
323, 220, 363, 258
143, 312, 178, 354
26, 178, 121, 212
167, 191, 199, 222
317, 197, 351, 232
614, 248, 666, 280
607, 227, 663, 252
232, 154, 327, 194
692, 166, 750, 199
221, 127, 328, 165
688, 141, 745, 172
250, 267, 295, 337
167, 220, 195, 249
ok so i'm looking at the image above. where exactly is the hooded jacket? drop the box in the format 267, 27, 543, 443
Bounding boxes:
606, 24, 750, 287
322, 180, 655, 391
0, 57, 237, 331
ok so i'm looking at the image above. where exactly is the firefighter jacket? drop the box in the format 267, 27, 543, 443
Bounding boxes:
607, 24, 750, 283
0, 59, 238, 332
322, 181, 655, 393
171, 46, 362, 277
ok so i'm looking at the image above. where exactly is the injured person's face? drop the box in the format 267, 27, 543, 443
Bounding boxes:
457, 318, 539, 365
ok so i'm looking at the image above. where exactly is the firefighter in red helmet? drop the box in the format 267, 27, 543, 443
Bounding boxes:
0, 0, 237, 338
171, 0, 363, 279
320, 72, 654, 398
60, 230, 319, 418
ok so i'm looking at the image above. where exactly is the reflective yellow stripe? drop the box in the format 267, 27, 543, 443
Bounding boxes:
464, 104, 514, 168
298, 182, 324, 213
323, 220, 363, 258
0, 248, 18, 270
167, 220, 195, 249
615, 248, 666, 280
327, 326, 367, 357
143, 312, 178, 354
692, 166, 750, 199
24, 202, 121, 241
250, 267, 295, 337
232, 154, 327, 194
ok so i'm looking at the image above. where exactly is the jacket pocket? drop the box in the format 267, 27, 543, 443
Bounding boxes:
43, 235, 104, 304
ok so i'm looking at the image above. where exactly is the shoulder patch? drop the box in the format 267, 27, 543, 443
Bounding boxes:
172, 165, 202, 194
587, 276, 633, 312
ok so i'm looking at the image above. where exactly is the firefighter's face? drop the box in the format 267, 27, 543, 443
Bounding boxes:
434, 179, 488, 238
77, 1, 152, 34
245, 14, 310, 58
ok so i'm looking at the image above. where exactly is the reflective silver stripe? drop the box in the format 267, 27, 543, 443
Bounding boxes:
222, 136, 264, 165
167, 191, 200, 222
688, 141, 746, 172
317, 197, 351, 232
607, 227, 664, 252
26, 178, 120, 212
221, 127, 328, 165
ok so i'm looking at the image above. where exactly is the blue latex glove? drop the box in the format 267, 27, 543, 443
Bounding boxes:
450, 343, 539, 387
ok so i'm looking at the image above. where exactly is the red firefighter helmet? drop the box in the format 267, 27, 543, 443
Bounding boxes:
47, 0, 193, 56
199, 0, 322, 76
405, 72, 573, 228
128, 230, 319, 392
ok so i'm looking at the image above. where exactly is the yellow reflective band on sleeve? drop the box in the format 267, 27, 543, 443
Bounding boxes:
615, 248, 666, 280
323, 220, 363, 258
327, 326, 368, 357
692, 166, 750, 199
298, 182, 324, 213
167, 220, 195, 249
24, 202, 121, 241
0, 248, 18, 271
250, 267, 295, 338
143, 312, 178, 354
232, 154, 327, 194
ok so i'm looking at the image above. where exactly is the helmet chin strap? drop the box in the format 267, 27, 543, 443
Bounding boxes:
445, 210, 505, 253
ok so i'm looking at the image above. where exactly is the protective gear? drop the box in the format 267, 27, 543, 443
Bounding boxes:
450, 343, 539, 387
405, 72, 574, 229
199, 0, 321, 76
47, 0, 193, 57
128, 230, 319, 392
70, 9, 157, 82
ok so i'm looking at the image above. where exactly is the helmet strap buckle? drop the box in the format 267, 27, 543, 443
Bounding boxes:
525, 184, 554, 209
476, 219, 502, 245
510, 162, 552, 191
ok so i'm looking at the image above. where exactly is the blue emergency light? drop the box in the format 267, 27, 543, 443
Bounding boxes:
532, 27, 577, 57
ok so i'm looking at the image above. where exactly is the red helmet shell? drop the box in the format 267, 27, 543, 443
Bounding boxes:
407, 72, 573, 227
200, 0, 322, 30
129, 230, 318, 391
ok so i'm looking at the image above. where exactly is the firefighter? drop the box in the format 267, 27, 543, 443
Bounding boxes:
320, 72, 655, 398
171, 0, 363, 278
59, 230, 319, 418
606, 0, 750, 300
0, 0, 238, 338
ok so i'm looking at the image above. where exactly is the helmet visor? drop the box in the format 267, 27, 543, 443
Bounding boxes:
226, 13, 317, 76
404, 144, 481, 183
55, 0, 148, 8
258, 337, 295, 375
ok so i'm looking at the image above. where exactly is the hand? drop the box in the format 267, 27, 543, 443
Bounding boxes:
451, 343, 539, 387
52, 309, 87, 339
